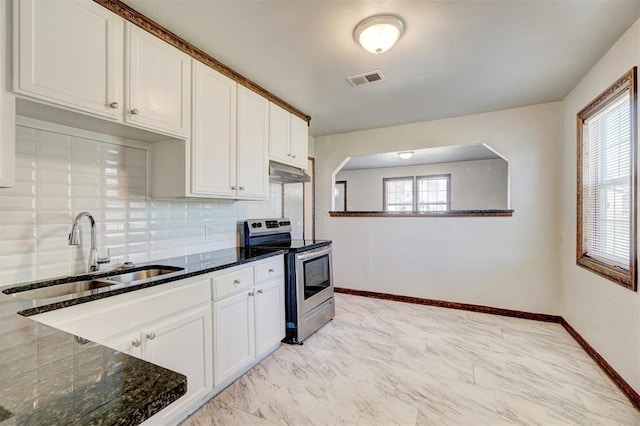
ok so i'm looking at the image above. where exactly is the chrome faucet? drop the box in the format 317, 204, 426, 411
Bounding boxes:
68, 212, 110, 272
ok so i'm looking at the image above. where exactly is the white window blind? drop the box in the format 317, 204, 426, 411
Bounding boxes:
582, 92, 632, 269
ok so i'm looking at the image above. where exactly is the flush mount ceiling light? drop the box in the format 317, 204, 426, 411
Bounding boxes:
353, 14, 406, 54
398, 151, 413, 160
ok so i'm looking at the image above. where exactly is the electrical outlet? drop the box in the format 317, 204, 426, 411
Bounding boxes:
204, 225, 214, 240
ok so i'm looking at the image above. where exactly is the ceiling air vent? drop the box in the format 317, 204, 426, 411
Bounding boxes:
346, 70, 385, 87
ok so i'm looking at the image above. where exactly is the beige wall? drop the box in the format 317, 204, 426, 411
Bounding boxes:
560, 19, 640, 392
315, 102, 562, 314
336, 158, 508, 211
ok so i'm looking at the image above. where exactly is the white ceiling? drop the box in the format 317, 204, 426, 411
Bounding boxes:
341, 143, 501, 171
121, 0, 640, 137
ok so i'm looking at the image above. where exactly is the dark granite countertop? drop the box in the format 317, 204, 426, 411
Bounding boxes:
328, 209, 514, 217
0, 247, 284, 425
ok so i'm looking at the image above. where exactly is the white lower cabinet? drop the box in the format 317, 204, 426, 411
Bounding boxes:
103, 330, 144, 359
102, 305, 212, 424
212, 258, 285, 387
144, 305, 213, 424
255, 279, 285, 357
30, 256, 285, 425
213, 290, 255, 386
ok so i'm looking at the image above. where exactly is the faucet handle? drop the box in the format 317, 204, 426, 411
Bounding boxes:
97, 248, 111, 265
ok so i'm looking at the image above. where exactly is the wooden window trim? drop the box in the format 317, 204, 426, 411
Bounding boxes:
576, 67, 638, 291
334, 180, 347, 212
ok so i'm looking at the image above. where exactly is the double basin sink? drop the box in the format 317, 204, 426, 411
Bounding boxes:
3, 266, 184, 300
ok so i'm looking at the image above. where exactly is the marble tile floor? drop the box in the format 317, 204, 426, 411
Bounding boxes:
181, 293, 640, 425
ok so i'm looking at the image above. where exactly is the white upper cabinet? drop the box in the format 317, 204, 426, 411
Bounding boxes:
14, 0, 123, 120
290, 114, 309, 169
268, 102, 308, 169
125, 23, 191, 137
14, 1, 190, 139
268, 102, 290, 164
191, 61, 237, 197
237, 86, 269, 200
150, 66, 270, 201
0, 0, 15, 188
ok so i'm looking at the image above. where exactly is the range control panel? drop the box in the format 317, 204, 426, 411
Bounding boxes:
245, 218, 292, 236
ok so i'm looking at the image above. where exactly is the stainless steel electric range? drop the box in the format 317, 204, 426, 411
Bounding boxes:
243, 218, 334, 344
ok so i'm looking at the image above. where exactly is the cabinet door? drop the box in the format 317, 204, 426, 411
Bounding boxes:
236, 86, 269, 200
290, 114, 309, 169
102, 331, 143, 359
268, 102, 290, 164
191, 61, 237, 197
126, 23, 190, 137
213, 290, 255, 386
0, 0, 14, 188
255, 279, 285, 358
144, 305, 213, 423
15, 0, 123, 119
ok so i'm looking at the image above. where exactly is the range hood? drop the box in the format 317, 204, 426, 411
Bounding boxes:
269, 161, 311, 184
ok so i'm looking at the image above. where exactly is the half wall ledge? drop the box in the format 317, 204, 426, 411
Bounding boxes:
328, 210, 514, 218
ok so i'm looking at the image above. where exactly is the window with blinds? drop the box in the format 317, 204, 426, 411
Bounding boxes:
577, 67, 637, 290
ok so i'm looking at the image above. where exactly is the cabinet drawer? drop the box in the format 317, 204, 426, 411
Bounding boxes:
255, 258, 284, 283
213, 267, 254, 300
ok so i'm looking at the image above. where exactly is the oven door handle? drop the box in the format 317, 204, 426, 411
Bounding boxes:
295, 246, 332, 261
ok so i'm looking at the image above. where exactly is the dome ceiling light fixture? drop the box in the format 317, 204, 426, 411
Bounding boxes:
353, 14, 406, 54
398, 151, 414, 160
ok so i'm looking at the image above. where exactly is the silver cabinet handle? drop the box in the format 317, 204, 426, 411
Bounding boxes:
248, 290, 255, 296
109, 101, 119, 109
268, 268, 275, 273
231, 186, 238, 190
286, 153, 291, 157
146, 332, 156, 340
239, 186, 245, 190
257, 289, 264, 294
233, 279, 241, 285
132, 339, 142, 347
292, 154, 297, 159
130, 108, 139, 115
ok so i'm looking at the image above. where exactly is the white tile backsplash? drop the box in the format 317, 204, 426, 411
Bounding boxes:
0, 122, 283, 285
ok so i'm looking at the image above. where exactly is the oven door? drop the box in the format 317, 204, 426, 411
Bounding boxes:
295, 245, 333, 315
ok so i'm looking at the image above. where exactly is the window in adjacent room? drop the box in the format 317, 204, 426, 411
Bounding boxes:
383, 177, 414, 211
417, 174, 451, 211
577, 67, 637, 290
383, 174, 451, 212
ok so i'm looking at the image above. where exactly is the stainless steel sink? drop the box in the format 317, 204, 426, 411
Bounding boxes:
106, 268, 181, 284
10, 280, 116, 300
4, 265, 184, 300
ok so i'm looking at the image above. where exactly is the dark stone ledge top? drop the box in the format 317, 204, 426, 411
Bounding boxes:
328, 209, 514, 217
0, 247, 284, 425
7, 247, 286, 317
